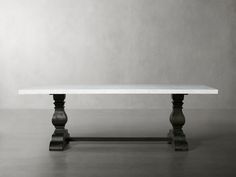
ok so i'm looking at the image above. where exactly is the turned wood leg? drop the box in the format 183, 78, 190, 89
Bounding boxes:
168, 94, 188, 151
49, 94, 70, 151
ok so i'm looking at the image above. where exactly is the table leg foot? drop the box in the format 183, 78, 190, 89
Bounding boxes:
168, 129, 188, 151
49, 129, 70, 151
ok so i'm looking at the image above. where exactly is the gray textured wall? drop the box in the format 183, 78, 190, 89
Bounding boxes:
0, 0, 235, 109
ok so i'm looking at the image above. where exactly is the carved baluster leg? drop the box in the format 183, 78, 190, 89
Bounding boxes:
168, 94, 188, 151
49, 94, 70, 151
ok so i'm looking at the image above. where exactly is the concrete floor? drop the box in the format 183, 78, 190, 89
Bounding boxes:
0, 109, 235, 177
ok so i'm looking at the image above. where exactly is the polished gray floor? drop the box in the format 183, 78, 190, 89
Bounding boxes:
0, 109, 235, 177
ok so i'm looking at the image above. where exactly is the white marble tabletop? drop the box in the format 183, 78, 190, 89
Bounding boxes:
18, 85, 218, 95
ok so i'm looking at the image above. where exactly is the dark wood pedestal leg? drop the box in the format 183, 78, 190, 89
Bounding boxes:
168, 94, 188, 151
49, 94, 70, 151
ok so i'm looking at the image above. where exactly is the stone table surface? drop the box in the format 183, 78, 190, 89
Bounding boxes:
18, 85, 218, 95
